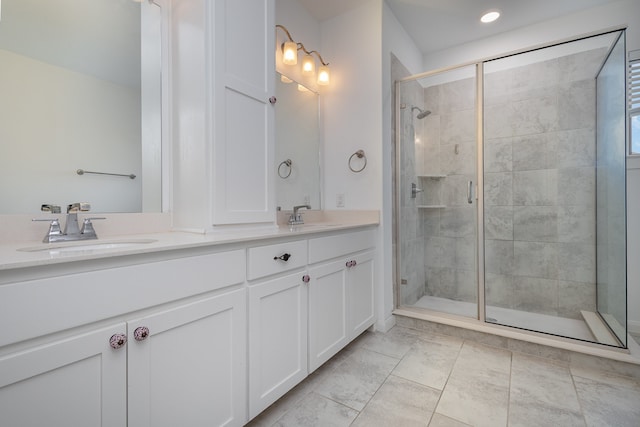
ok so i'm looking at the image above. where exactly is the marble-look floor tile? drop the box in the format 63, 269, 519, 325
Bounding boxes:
354, 327, 421, 359
351, 374, 440, 427
246, 367, 333, 427
272, 392, 358, 427
314, 347, 399, 411
435, 342, 511, 427
392, 332, 463, 390
428, 413, 472, 427
508, 353, 584, 427
573, 372, 640, 427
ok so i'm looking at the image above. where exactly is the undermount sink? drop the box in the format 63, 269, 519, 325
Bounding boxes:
18, 239, 158, 254
286, 223, 342, 230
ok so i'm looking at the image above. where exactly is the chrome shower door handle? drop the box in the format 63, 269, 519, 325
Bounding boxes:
467, 181, 473, 204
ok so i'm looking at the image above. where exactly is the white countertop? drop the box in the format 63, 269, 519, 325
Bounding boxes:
0, 212, 378, 271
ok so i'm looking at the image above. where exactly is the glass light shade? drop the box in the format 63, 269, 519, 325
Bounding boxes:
317, 65, 330, 86
280, 75, 293, 83
297, 84, 310, 92
282, 41, 298, 65
301, 54, 315, 75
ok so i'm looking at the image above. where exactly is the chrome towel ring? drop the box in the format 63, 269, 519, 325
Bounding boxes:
278, 159, 292, 178
348, 150, 367, 173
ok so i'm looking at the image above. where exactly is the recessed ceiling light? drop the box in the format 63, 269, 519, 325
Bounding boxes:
480, 10, 501, 23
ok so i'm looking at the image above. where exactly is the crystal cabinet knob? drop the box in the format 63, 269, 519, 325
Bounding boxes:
134, 326, 150, 341
302, 274, 311, 283
109, 333, 127, 349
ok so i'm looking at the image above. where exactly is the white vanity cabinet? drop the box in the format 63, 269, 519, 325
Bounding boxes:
0, 249, 248, 427
128, 288, 247, 427
0, 225, 378, 426
248, 272, 308, 418
307, 230, 376, 372
0, 323, 128, 427
247, 240, 309, 418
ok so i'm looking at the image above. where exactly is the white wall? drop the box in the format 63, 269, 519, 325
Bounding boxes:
320, 2, 383, 212
312, 1, 389, 330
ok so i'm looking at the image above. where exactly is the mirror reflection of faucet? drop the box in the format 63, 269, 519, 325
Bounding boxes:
288, 204, 311, 225
33, 203, 105, 243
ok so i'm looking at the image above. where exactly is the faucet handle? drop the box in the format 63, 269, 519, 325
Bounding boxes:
32, 218, 63, 243
67, 202, 91, 213
41, 204, 61, 214
80, 217, 106, 237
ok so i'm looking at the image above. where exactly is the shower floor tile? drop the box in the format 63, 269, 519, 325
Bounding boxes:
247, 326, 640, 427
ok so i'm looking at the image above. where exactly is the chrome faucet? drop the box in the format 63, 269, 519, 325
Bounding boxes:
288, 204, 311, 225
33, 202, 105, 243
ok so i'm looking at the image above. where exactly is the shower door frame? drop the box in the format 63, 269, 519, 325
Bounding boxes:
394, 61, 487, 323
394, 27, 628, 344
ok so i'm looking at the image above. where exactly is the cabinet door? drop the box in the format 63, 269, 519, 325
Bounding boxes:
307, 260, 349, 373
248, 272, 308, 419
0, 323, 127, 427
128, 289, 247, 427
211, 0, 275, 225
347, 250, 376, 338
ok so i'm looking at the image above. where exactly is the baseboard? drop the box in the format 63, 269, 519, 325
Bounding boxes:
375, 314, 396, 333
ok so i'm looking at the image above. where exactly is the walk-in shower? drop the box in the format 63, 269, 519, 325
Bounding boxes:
394, 30, 628, 348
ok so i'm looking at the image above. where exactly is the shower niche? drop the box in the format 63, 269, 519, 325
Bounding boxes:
414, 176, 446, 210
395, 30, 628, 348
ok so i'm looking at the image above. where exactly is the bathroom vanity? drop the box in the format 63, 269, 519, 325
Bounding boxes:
0, 218, 378, 426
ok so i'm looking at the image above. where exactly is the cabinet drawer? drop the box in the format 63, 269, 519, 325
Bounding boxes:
247, 240, 307, 280
0, 250, 245, 347
308, 229, 375, 264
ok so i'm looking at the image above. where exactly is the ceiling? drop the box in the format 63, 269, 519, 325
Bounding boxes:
296, 0, 621, 54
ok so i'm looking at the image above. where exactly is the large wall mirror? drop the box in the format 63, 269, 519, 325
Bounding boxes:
0, 0, 163, 214
275, 73, 321, 211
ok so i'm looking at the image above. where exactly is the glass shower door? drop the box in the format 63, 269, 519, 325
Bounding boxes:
396, 65, 478, 318
483, 31, 627, 345
596, 32, 627, 347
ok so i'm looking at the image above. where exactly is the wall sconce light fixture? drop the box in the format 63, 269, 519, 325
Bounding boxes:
276, 24, 330, 86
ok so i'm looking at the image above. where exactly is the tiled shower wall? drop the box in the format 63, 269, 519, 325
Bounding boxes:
483, 48, 606, 319
419, 73, 478, 304
398, 73, 428, 306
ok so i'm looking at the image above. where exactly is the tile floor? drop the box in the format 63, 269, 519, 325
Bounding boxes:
247, 326, 640, 427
